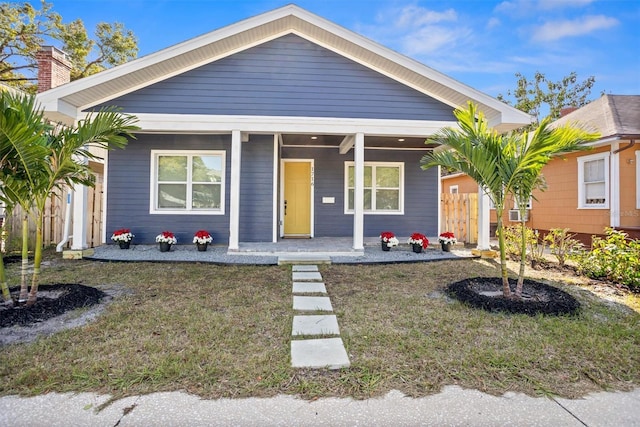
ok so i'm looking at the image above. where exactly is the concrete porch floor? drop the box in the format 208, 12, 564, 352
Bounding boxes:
87, 236, 474, 265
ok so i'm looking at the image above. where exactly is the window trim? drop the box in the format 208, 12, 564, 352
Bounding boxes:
344, 161, 404, 215
636, 151, 640, 209
577, 151, 609, 209
149, 150, 226, 215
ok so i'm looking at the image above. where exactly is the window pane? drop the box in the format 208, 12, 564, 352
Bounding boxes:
376, 189, 399, 210
584, 159, 604, 182
585, 182, 605, 204
364, 166, 372, 187
376, 166, 399, 187
193, 155, 223, 183
348, 189, 372, 210
158, 156, 187, 181
158, 184, 186, 208
192, 184, 220, 209
347, 166, 354, 187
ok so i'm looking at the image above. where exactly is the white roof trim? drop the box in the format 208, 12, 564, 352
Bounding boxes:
36, 4, 532, 130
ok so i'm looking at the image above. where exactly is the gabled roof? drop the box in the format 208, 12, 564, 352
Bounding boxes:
553, 94, 640, 141
36, 4, 531, 131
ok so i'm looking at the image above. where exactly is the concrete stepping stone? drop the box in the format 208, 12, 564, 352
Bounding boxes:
292, 265, 318, 272
292, 271, 323, 282
292, 282, 326, 294
292, 315, 340, 336
291, 338, 350, 369
293, 296, 333, 312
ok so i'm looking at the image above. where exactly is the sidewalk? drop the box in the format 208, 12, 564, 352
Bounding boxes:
1, 386, 639, 426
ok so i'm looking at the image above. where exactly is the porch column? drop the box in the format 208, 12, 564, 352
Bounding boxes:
610, 142, 620, 227
353, 132, 365, 250
477, 185, 490, 250
70, 182, 88, 250
229, 130, 241, 250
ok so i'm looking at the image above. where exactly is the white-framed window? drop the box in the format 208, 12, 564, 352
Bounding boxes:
345, 162, 404, 214
636, 150, 640, 209
514, 196, 533, 210
449, 185, 459, 194
578, 152, 609, 209
150, 150, 225, 215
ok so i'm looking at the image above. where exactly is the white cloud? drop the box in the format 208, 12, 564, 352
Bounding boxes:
394, 5, 457, 28
486, 17, 501, 30
495, 0, 595, 15
537, 0, 595, 9
532, 15, 619, 42
402, 26, 470, 55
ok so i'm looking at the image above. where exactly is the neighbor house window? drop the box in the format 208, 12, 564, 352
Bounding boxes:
449, 185, 459, 194
345, 162, 404, 214
514, 196, 533, 210
150, 150, 225, 214
578, 152, 609, 209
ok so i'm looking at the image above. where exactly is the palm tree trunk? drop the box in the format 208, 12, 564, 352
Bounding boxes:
515, 221, 526, 298
0, 255, 12, 305
26, 213, 43, 306
496, 214, 512, 298
18, 214, 29, 303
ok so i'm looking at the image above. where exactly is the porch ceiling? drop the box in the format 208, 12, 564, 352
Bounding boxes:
280, 134, 437, 149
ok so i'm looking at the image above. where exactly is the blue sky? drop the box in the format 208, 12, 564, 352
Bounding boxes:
46, 0, 639, 102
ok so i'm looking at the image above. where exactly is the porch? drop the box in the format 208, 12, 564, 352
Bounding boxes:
86, 237, 473, 265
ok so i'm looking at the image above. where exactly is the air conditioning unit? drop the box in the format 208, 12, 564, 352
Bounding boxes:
508, 209, 529, 222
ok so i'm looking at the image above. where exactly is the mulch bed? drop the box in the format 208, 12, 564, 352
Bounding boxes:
446, 277, 580, 316
0, 284, 106, 328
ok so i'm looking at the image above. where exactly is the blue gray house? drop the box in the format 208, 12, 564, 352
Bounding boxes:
36, 5, 530, 251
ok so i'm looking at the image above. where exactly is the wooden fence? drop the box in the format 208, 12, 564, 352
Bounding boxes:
2, 182, 103, 251
441, 193, 478, 244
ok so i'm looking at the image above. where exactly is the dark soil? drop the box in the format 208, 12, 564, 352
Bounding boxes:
446, 277, 580, 316
1, 284, 106, 328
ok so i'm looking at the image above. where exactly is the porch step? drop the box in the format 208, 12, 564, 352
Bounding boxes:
292, 265, 318, 272
291, 338, 350, 369
278, 255, 331, 265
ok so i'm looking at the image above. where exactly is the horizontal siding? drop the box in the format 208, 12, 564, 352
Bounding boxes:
281, 147, 438, 238
93, 34, 455, 121
106, 134, 232, 244
239, 135, 274, 242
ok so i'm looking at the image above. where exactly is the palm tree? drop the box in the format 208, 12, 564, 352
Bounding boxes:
509, 119, 597, 296
421, 102, 599, 299
25, 110, 139, 305
421, 102, 516, 297
0, 91, 49, 304
1, 91, 138, 305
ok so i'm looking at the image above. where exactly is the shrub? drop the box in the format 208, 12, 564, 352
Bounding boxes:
544, 228, 583, 267
500, 224, 545, 265
572, 228, 640, 290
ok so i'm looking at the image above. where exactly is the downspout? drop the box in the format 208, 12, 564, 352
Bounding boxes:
612, 139, 635, 154
56, 190, 73, 252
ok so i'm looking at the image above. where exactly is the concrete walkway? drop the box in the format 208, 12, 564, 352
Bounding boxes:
1, 387, 639, 426
290, 264, 350, 369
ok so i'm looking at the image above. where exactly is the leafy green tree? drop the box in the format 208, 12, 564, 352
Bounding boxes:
497, 71, 597, 125
0, 91, 138, 305
0, 1, 137, 90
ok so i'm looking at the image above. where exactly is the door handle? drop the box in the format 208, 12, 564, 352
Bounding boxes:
284, 200, 287, 216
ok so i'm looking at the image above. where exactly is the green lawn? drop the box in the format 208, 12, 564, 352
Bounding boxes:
1, 256, 638, 401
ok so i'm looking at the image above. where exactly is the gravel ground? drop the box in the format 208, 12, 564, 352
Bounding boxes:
88, 243, 472, 264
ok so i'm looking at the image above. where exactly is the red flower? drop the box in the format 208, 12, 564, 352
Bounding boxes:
380, 231, 396, 242
409, 232, 429, 249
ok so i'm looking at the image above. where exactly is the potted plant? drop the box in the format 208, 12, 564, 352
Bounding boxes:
193, 230, 213, 251
379, 231, 399, 251
438, 231, 457, 252
156, 231, 177, 252
408, 232, 429, 253
111, 228, 134, 249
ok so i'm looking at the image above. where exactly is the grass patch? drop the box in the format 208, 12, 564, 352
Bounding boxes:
0, 256, 638, 401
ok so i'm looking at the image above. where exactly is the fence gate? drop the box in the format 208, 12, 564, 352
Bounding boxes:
441, 193, 478, 244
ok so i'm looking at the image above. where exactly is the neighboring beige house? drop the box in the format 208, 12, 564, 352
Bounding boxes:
441, 94, 640, 245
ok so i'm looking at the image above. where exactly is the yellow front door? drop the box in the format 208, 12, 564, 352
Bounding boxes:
283, 161, 311, 236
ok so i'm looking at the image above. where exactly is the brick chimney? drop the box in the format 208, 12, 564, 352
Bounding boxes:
36, 46, 71, 93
